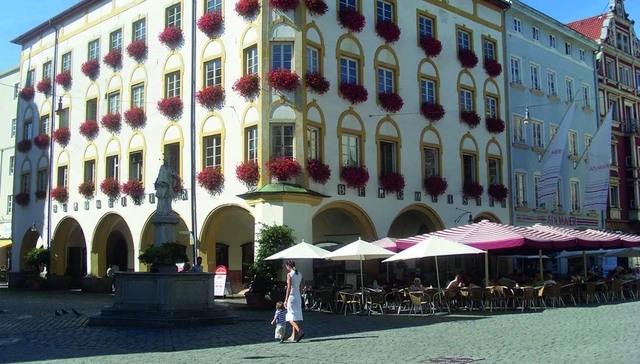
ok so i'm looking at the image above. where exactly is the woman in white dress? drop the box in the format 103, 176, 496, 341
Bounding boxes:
284, 260, 305, 342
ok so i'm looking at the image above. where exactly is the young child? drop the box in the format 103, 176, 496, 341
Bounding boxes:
270, 301, 287, 343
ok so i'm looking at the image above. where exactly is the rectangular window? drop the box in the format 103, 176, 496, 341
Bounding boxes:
133, 19, 146, 41
108, 91, 120, 114
571, 180, 580, 211
510, 57, 521, 84
165, 71, 181, 98
376, 1, 393, 23
616, 32, 630, 54
86, 98, 97, 121
554, 179, 562, 210
460, 89, 473, 111
11, 119, 16, 138
606, 60, 616, 80
341, 134, 360, 166
206, 0, 222, 12
565, 78, 574, 101
62, 52, 72, 72
423, 147, 439, 178
339, 0, 357, 10
166, 4, 181, 28
23, 120, 33, 140
57, 165, 68, 187
610, 100, 618, 121
565, 42, 572, 56
637, 72, 640, 91
585, 135, 592, 149
271, 124, 294, 158
106, 155, 119, 180
8, 156, 14, 176
13, 83, 19, 100
84, 159, 96, 182
164, 143, 180, 173
534, 175, 541, 208
513, 19, 521, 33
43, 61, 52, 80
25, 70, 34, 87
457, 29, 471, 51
58, 109, 69, 129
40, 114, 50, 135
271, 43, 293, 70
6, 196, 12, 215
513, 115, 524, 143
419, 15, 434, 38
306, 46, 319, 73
244, 45, 258, 74
582, 85, 590, 108
307, 126, 321, 161
611, 144, 618, 166
379, 141, 396, 175
110, 29, 122, 51
568, 131, 578, 156
550, 125, 558, 140
204, 58, 222, 87
21, 173, 31, 193
131, 84, 144, 108
421, 79, 436, 103
532, 121, 543, 148
549, 34, 556, 49
515, 172, 526, 207
37, 170, 47, 193
488, 157, 500, 185
378, 67, 394, 93
129, 151, 143, 180
88, 39, 100, 60
483, 40, 495, 61
246, 126, 258, 162
340, 57, 358, 83
610, 185, 620, 208
530, 64, 540, 90
579, 49, 585, 61
485, 96, 497, 118
203, 135, 222, 168
547, 71, 557, 96
532, 26, 539, 41
463, 154, 476, 183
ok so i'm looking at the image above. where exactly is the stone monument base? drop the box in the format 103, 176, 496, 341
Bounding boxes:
89, 272, 235, 328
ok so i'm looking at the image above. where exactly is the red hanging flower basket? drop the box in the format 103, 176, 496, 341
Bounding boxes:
157, 97, 184, 119
460, 110, 481, 129
126, 40, 148, 62
235, 0, 260, 20
265, 157, 302, 181
338, 8, 365, 33
20, 86, 35, 101
124, 107, 147, 129
488, 184, 508, 202
103, 49, 122, 70
55, 71, 73, 90
267, 68, 300, 92
100, 177, 121, 200
307, 158, 331, 184
484, 59, 502, 78
101, 113, 122, 134
197, 167, 225, 195
52, 127, 71, 147
236, 160, 261, 189
463, 181, 484, 199
341, 165, 369, 189
486, 116, 505, 134
379, 92, 404, 113
33, 134, 50, 150
233, 73, 261, 100
81, 59, 100, 80
34, 190, 47, 200
339, 82, 368, 105
14, 192, 30, 208
375, 20, 401, 43
269, 0, 299, 11
17, 140, 32, 153
78, 180, 95, 199
458, 49, 479, 69
158, 27, 184, 49
305, 72, 330, 94
50, 186, 69, 204
196, 85, 226, 110
198, 11, 224, 38
424, 175, 448, 197
421, 102, 446, 123
36, 79, 52, 95
172, 175, 184, 201
122, 178, 145, 205
79, 120, 100, 140
306, 0, 328, 16
379, 172, 405, 193
420, 36, 442, 58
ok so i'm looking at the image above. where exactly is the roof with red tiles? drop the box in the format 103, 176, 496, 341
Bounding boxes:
566, 14, 607, 41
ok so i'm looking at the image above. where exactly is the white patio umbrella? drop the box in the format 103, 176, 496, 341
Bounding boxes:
603, 247, 640, 258
265, 240, 330, 260
382, 236, 485, 293
323, 238, 394, 289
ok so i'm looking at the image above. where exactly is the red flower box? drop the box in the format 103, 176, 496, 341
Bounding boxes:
100, 177, 121, 200
33, 134, 50, 150
235, 0, 260, 20
126, 40, 148, 62
305, 72, 330, 94
101, 112, 122, 133
78, 180, 95, 199
172, 175, 184, 201
17, 139, 32, 153
458, 49, 479, 69
484, 59, 502, 78
34, 190, 46, 199
197, 167, 225, 195
307, 158, 331, 184
52, 127, 71, 147
341, 165, 369, 189
265, 157, 302, 181
197, 11, 224, 38
306, 0, 328, 16
122, 178, 145, 205
55, 71, 73, 90
488, 184, 508, 202
157, 97, 183, 119
269, 0, 299, 11
103, 49, 122, 69
420, 36, 442, 58
460, 110, 481, 129
36, 79, 52, 95
79, 120, 100, 140
485, 116, 505, 134
196, 85, 226, 110
158, 27, 183, 49
379, 172, 405, 193
424, 175, 448, 196
379, 92, 404, 113
421, 102, 446, 123
338, 8, 365, 33
81, 59, 100, 80
267, 68, 300, 92
20, 86, 35, 101
339, 82, 368, 105
14, 192, 30, 208
236, 160, 261, 189
124, 107, 147, 129
463, 181, 484, 199
375, 20, 401, 43
50, 186, 69, 204
233, 73, 261, 100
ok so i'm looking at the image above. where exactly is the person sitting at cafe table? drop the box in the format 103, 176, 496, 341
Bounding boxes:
447, 275, 464, 290
532, 273, 544, 286
543, 273, 557, 285
586, 269, 599, 282
410, 278, 425, 291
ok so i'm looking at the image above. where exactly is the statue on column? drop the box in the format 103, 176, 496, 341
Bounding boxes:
154, 158, 178, 216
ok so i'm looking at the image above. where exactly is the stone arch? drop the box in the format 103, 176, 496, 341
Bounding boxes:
129, 64, 148, 85
473, 212, 502, 223
460, 133, 479, 153
387, 203, 446, 238
304, 23, 325, 50
138, 211, 193, 272
106, 73, 123, 92
241, 103, 259, 125
269, 22, 296, 38
457, 69, 477, 89
420, 125, 443, 146
162, 52, 185, 72
239, 24, 259, 55
313, 201, 377, 241
91, 212, 135, 276
269, 101, 297, 120
50, 217, 87, 282
19, 228, 40, 271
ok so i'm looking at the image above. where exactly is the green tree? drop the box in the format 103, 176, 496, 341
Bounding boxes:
247, 224, 295, 296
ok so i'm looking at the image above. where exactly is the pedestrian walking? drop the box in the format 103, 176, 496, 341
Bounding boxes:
284, 260, 305, 342
270, 301, 287, 343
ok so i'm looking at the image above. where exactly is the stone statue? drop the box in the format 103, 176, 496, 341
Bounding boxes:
154, 158, 178, 216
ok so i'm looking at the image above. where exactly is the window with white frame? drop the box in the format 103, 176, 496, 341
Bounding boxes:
88, 39, 100, 60
568, 131, 578, 156
460, 89, 473, 111
271, 124, 294, 158
206, 0, 222, 12
488, 157, 500, 185
6, 196, 12, 215
62, 52, 72, 72
547, 70, 557, 96
341, 134, 360, 166
554, 179, 562, 210
57, 165, 68, 187
616, 32, 630, 54
166, 4, 181, 28
106, 155, 119, 180
532, 26, 539, 41
25, 70, 34, 87
483, 40, 495, 61
565, 78, 574, 101
457, 29, 471, 51
306, 46, 319, 73
570, 180, 580, 211
379, 141, 396, 175
532, 121, 543, 148
21, 173, 31, 193
579, 49, 585, 61
534, 174, 541, 208
510, 57, 521, 84
129, 151, 143, 180
246, 126, 258, 162
13, 83, 19, 100
108, 91, 120, 114
165, 71, 181, 98
611, 144, 618, 166
463, 154, 477, 183
131, 84, 144, 108
606, 60, 616, 80
421, 78, 436, 103
339, 0, 357, 10
84, 159, 96, 183
515, 172, 526, 207
513, 19, 521, 33
43, 62, 52, 80
204, 58, 222, 87
110, 29, 122, 51
582, 85, 590, 108
513, 115, 524, 143
378, 67, 394, 93
11, 118, 16, 138
610, 184, 619, 208
86, 98, 97, 121
307, 126, 321, 161
620, 65, 632, 87
610, 100, 618, 120
37, 170, 47, 193
419, 15, 434, 38
565, 42, 572, 56
40, 115, 50, 135
58, 109, 69, 129
8, 156, 14, 176
203, 134, 222, 168
133, 19, 146, 41
485, 96, 497, 118
530, 64, 540, 90
23, 120, 33, 140
376, 1, 393, 23
271, 43, 293, 70
340, 57, 358, 83
423, 147, 439, 178
549, 34, 556, 49
244, 45, 258, 74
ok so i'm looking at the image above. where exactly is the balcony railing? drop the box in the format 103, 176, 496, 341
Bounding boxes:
623, 119, 638, 134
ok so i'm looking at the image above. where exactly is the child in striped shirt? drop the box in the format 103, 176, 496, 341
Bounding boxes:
271, 301, 287, 343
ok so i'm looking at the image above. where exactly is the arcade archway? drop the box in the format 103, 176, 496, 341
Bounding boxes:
387, 204, 446, 238
91, 213, 134, 276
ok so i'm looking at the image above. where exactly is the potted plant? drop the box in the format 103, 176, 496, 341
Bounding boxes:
25, 247, 50, 289
420, 36, 442, 58
269, 0, 299, 11
424, 175, 448, 197
379, 91, 404, 113
235, 0, 260, 21
26, 273, 47, 290
172, 175, 184, 201
460, 110, 481, 129
421, 101, 446, 123
488, 184, 509, 202
486, 116, 505, 134
339, 81, 368, 105
124, 107, 147, 129
122, 178, 145, 205
101, 112, 122, 134
265, 157, 302, 182
458, 49, 479, 69
78, 180, 95, 199
463, 181, 484, 199
20, 86, 35, 101
197, 10, 224, 38
126, 40, 148, 62
50, 186, 69, 204
197, 166, 225, 195
100, 177, 121, 200
81, 59, 100, 80
103, 49, 123, 70
236, 160, 261, 189
305, 72, 330, 94
138, 242, 188, 273
34, 190, 47, 200
267, 68, 300, 93
307, 158, 331, 184
36, 79, 52, 95
17, 140, 32, 153
196, 85, 226, 110
375, 20, 401, 43
79, 120, 100, 140
158, 27, 183, 49
484, 59, 502, 78
52, 127, 71, 147
338, 7, 365, 33
55, 71, 73, 90
379, 172, 405, 193
157, 97, 183, 119
15, 192, 30, 208
306, 0, 328, 16
341, 165, 369, 189
233, 73, 261, 100
33, 134, 50, 150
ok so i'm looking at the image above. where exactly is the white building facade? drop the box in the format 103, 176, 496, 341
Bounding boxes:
10, 0, 510, 290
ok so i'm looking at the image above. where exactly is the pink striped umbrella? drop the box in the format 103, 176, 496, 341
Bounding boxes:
530, 224, 623, 249
370, 237, 399, 252
583, 229, 640, 247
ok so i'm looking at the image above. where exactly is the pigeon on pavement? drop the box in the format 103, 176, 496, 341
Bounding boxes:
54, 310, 61, 316
61, 309, 69, 314
71, 308, 82, 316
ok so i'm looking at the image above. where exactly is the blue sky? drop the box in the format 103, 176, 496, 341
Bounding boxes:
1, 0, 639, 72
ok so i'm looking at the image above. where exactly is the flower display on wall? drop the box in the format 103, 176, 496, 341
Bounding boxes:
172, 175, 184, 201
79, 120, 100, 140
307, 158, 331, 184
235, 0, 260, 21
460, 110, 481, 129
236, 160, 260, 189
488, 184, 508, 202
269, 0, 299, 11
158, 27, 184, 49
17, 140, 32, 153
103, 49, 122, 70
375, 20, 401, 43
81, 59, 100, 80
50, 186, 69, 204
305, 72, 330, 94
421, 102, 446, 123
78, 180, 95, 199
485, 116, 505, 134
341, 165, 369, 189
419, 36, 442, 58
55, 71, 72, 90
233, 73, 261, 100
424, 175, 448, 197
52, 127, 71, 147
100, 177, 121, 200
126, 40, 148, 62
339, 82, 368, 105
34, 190, 46, 200
122, 179, 145, 205
458, 49, 479, 69
379, 92, 404, 113
196, 85, 226, 110
157, 97, 183, 119
20, 86, 35, 101
33, 134, 50, 150
463, 181, 484, 199
124, 107, 147, 129
484, 59, 502, 78
338, 8, 365, 33
379, 172, 405, 193
14, 192, 30, 208
267, 68, 300, 92
197, 167, 225, 195
265, 157, 302, 181
306, 0, 328, 16
101, 113, 122, 134
197, 10, 224, 38
36, 79, 51, 95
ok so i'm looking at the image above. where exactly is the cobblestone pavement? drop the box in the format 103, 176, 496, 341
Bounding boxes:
1, 287, 639, 363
